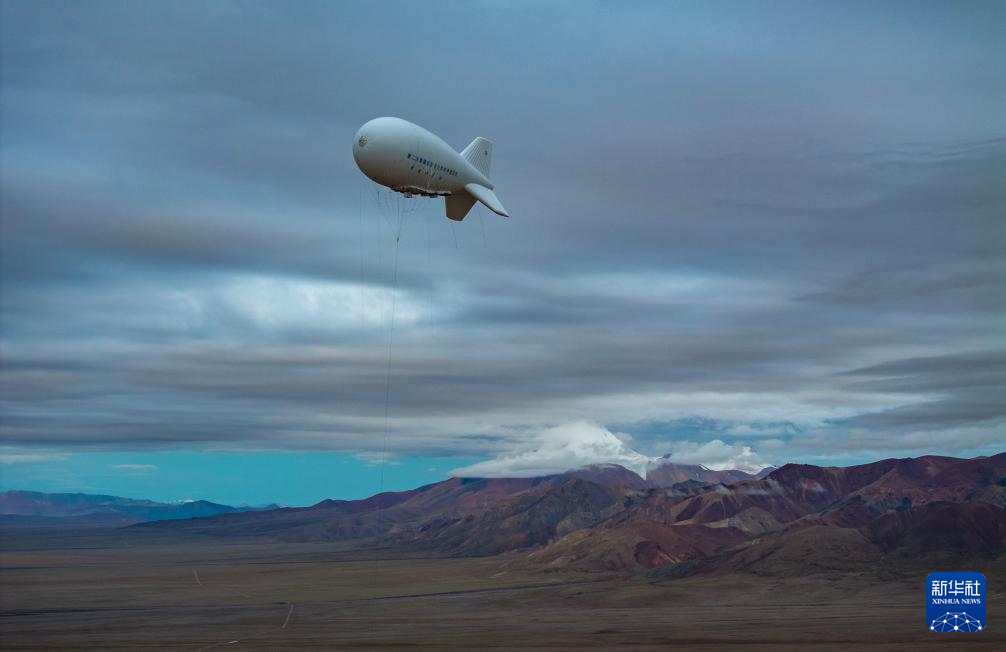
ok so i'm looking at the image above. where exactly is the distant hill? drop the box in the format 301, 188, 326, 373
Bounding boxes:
0, 490, 271, 524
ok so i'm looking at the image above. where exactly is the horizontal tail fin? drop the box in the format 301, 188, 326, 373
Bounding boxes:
443, 184, 509, 221
461, 137, 493, 178
465, 183, 509, 217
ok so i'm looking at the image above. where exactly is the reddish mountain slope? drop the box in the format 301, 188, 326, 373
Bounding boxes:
527, 519, 747, 572
411, 478, 625, 556
138, 474, 601, 544
712, 501, 1006, 578
716, 525, 882, 576
865, 501, 1006, 558
657, 453, 1006, 534
524, 454, 1006, 573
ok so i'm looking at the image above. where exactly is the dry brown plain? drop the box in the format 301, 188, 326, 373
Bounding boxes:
1, 524, 1003, 651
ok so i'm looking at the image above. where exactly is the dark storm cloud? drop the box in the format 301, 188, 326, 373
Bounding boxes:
836, 351, 1006, 429
2, 1, 1004, 463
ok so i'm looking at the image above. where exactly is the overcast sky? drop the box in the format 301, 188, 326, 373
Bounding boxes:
1, 1, 1004, 502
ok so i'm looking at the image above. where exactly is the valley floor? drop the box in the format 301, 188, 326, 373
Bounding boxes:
1, 525, 1003, 651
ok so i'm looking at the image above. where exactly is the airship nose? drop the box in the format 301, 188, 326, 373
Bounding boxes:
352, 125, 371, 166
353, 118, 402, 186
353, 117, 412, 187
352, 125, 380, 184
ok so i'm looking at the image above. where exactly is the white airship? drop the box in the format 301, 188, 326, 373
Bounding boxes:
352, 117, 509, 221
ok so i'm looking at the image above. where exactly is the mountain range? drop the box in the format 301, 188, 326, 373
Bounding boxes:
5, 454, 1003, 577
124, 453, 1005, 578
0, 490, 271, 524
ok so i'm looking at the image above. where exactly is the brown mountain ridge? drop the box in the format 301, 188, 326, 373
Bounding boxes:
133, 453, 1006, 577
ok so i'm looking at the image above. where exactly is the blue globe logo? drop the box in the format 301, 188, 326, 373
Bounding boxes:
930, 612, 983, 632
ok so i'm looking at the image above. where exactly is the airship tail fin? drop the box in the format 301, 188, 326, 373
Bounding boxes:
464, 183, 509, 218
461, 137, 493, 178
444, 183, 509, 221
445, 193, 477, 221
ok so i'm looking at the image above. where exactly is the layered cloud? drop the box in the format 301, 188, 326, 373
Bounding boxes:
0, 451, 70, 464
1, 2, 1004, 471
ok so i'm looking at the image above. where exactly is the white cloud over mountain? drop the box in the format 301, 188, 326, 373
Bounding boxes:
656, 439, 766, 474
449, 421, 769, 478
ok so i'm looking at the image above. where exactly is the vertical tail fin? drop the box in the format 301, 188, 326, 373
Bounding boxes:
445, 192, 477, 221
460, 137, 492, 178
